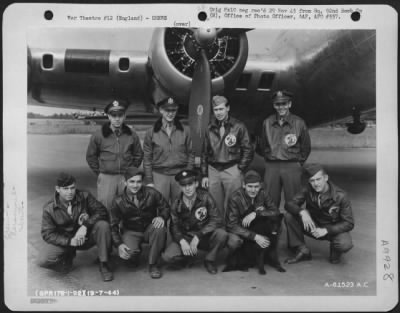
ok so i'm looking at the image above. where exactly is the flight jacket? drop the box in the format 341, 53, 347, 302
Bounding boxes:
86, 123, 143, 175
201, 116, 254, 176
285, 181, 354, 235
41, 190, 109, 247
170, 189, 223, 243
143, 118, 194, 184
226, 187, 280, 240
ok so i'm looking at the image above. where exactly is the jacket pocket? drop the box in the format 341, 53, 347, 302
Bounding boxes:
99, 153, 117, 172
152, 142, 167, 164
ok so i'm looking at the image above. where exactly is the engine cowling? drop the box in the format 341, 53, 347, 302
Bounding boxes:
148, 28, 249, 105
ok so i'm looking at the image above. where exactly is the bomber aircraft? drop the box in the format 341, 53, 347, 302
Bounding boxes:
28, 27, 376, 155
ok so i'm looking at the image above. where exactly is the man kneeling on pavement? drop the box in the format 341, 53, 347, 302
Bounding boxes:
110, 167, 170, 279
162, 169, 229, 274
39, 172, 113, 281
225, 170, 280, 256
284, 163, 354, 264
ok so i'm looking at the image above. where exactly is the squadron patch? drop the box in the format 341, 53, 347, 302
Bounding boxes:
225, 134, 237, 147
284, 134, 297, 147
329, 206, 340, 219
195, 207, 207, 221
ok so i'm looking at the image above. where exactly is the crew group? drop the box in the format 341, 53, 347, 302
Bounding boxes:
39, 91, 355, 282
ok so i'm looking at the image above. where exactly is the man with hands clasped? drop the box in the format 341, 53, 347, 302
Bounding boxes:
39, 173, 113, 281
162, 169, 228, 275
225, 170, 280, 254
110, 167, 170, 279
284, 164, 354, 264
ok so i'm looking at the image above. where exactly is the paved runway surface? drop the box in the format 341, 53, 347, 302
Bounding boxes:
27, 134, 376, 296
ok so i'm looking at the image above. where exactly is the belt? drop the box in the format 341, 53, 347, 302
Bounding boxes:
209, 161, 237, 171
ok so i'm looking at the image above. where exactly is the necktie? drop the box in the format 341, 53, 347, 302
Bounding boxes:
133, 195, 139, 207
317, 194, 322, 208
115, 129, 121, 137
219, 123, 225, 138
165, 124, 172, 137
67, 202, 72, 217
279, 118, 284, 126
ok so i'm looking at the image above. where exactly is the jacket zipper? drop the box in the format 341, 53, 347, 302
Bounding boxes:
116, 134, 121, 174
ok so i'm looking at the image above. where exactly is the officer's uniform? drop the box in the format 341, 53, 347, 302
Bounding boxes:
284, 164, 354, 261
261, 90, 311, 208
162, 170, 228, 265
201, 95, 254, 217
110, 168, 170, 267
39, 173, 112, 275
143, 97, 194, 204
226, 170, 280, 250
86, 100, 143, 210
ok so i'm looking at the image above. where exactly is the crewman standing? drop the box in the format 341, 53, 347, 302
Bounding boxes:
260, 90, 311, 209
86, 99, 143, 210
143, 97, 194, 204
201, 95, 254, 217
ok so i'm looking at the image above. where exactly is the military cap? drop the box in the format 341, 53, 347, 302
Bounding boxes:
271, 90, 293, 104
56, 172, 76, 187
175, 169, 198, 185
212, 95, 228, 107
124, 167, 144, 180
244, 170, 262, 184
157, 97, 179, 109
304, 163, 325, 178
104, 99, 128, 114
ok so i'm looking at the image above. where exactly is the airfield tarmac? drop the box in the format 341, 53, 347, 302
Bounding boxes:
27, 134, 376, 296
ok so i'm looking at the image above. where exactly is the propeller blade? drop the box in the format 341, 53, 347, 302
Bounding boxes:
188, 49, 212, 160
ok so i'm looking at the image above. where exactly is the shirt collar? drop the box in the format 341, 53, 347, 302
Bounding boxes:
53, 191, 78, 210
124, 187, 144, 202
210, 115, 232, 129
272, 113, 293, 126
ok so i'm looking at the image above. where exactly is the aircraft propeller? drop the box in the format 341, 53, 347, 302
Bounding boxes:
187, 28, 217, 159
186, 28, 250, 159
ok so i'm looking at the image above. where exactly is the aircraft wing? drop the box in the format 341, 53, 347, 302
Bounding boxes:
28, 28, 376, 149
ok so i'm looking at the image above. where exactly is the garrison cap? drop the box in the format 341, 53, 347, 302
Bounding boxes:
56, 172, 76, 187
271, 90, 293, 104
304, 163, 325, 178
212, 95, 228, 107
175, 169, 198, 185
244, 170, 262, 184
104, 99, 128, 114
157, 97, 179, 109
124, 167, 144, 180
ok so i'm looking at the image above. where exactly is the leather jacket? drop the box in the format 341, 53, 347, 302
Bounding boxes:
110, 186, 170, 247
41, 190, 109, 246
226, 187, 279, 240
143, 118, 194, 184
86, 123, 143, 175
201, 116, 254, 176
170, 189, 223, 243
285, 181, 354, 235
261, 113, 311, 163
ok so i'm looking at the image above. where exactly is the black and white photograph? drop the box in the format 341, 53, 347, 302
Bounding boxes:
3, 3, 398, 311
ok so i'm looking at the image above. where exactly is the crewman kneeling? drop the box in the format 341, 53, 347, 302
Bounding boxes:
284, 163, 354, 264
39, 172, 113, 282
110, 167, 170, 279
224, 170, 282, 271
162, 169, 228, 275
